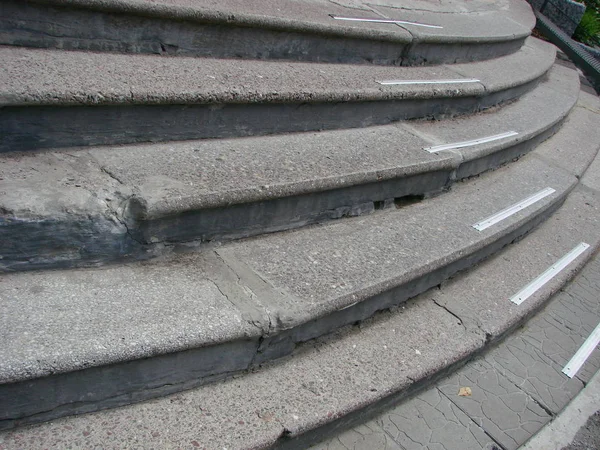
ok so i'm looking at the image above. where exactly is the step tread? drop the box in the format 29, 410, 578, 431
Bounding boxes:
0, 64, 577, 224
3, 97, 598, 383
0, 37, 554, 107
19, 0, 533, 44
1, 161, 599, 449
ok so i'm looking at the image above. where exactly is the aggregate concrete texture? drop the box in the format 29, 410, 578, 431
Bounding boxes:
0, 62, 572, 225
0, 149, 575, 383
312, 217, 600, 450
2, 180, 600, 449
0, 38, 553, 107
12, 0, 533, 43
217, 154, 575, 331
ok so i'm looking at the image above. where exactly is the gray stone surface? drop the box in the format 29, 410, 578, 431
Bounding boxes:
535, 89, 600, 179
2, 0, 532, 44
376, 388, 499, 450
372, 0, 532, 43
524, 261, 600, 383
88, 124, 444, 218
406, 64, 579, 169
432, 187, 600, 341
2, 120, 600, 446
0, 295, 482, 447
1, 60, 574, 271
218, 154, 575, 332
0, 38, 551, 107
309, 420, 403, 450
314, 239, 600, 450
438, 359, 552, 449
529, 0, 585, 36
0, 252, 262, 383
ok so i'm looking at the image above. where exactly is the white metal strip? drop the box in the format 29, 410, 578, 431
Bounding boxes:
424, 131, 519, 153
472, 187, 556, 232
331, 16, 443, 29
562, 322, 600, 378
378, 79, 480, 86
510, 242, 591, 305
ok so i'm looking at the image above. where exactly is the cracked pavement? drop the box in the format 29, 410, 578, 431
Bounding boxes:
312, 252, 600, 450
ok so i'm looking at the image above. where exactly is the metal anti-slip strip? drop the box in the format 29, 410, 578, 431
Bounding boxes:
472, 187, 556, 232
510, 242, 591, 305
330, 16, 443, 29
424, 131, 519, 153
378, 79, 480, 86
563, 322, 600, 378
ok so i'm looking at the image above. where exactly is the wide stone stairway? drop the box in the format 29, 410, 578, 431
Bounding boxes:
1, 0, 600, 448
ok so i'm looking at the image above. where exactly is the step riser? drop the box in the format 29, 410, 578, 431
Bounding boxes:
253, 191, 568, 364
2, 105, 565, 272
136, 170, 450, 244
0, 339, 259, 431
2, 170, 450, 271
277, 355, 473, 450
0, 188, 568, 431
0, 77, 544, 153
0, 0, 526, 66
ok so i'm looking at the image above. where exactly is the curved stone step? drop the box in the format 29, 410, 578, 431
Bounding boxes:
0, 0, 534, 66
1, 134, 599, 448
2, 91, 599, 428
0, 37, 555, 153
0, 63, 578, 271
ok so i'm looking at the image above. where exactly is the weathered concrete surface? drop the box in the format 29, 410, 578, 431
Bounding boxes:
405, 64, 579, 179
313, 222, 600, 450
0, 38, 555, 153
2, 60, 580, 272
0, 294, 484, 447
0, 0, 533, 65
0, 143, 578, 428
218, 155, 575, 335
2, 183, 600, 447
0, 38, 552, 108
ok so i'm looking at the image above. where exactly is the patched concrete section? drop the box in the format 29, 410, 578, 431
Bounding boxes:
88, 124, 443, 219
377, 388, 498, 450
438, 359, 552, 450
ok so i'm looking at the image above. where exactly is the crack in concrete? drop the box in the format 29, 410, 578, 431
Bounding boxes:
432, 299, 466, 331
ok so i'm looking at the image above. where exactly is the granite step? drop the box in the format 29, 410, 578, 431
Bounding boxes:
0, 62, 579, 272
2, 88, 599, 429
0, 37, 555, 153
0, 0, 534, 65
1, 134, 599, 448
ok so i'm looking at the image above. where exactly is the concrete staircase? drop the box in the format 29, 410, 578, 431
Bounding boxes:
1, 0, 600, 448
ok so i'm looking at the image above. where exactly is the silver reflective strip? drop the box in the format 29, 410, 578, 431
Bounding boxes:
510, 242, 590, 305
472, 187, 556, 232
378, 79, 480, 86
424, 131, 519, 153
331, 16, 443, 29
562, 322, 600, 378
